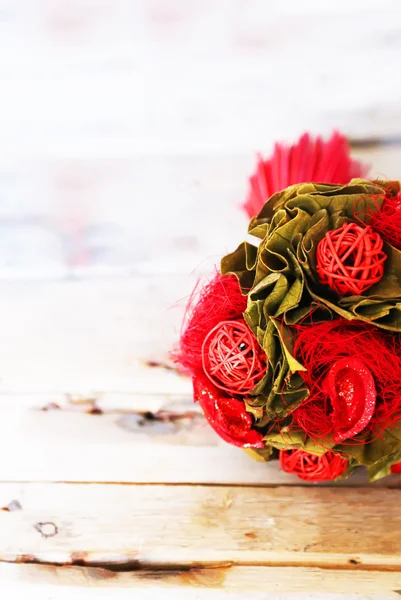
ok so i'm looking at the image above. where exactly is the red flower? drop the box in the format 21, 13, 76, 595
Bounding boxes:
193, 372, 264, 448
316, 223, 386, 296
325, 357, 376, 443
280, 449, 348, 482
173, 273, 247, 376
391, 462, 401, 474
243, 131, 368, 218
202, 319, 266, 395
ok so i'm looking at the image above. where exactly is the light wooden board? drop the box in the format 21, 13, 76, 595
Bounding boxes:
3, 4, 401, 595
1, 1, 401, 157
0, 147, 396, 399
1, 564, 401, 600
0, 408, 400, 486
1, 483, 401, 570
0, 146, 397, 281
0, 276, 193, 395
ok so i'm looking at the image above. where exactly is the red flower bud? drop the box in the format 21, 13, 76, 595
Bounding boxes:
193, 372, 264, 448
280, 449, 348, 482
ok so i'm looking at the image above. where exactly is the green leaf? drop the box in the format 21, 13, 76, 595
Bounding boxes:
242, 446, 273, 462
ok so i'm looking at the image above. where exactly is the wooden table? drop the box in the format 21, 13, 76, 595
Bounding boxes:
0, 144, 400, 598
2, 2, 401, 597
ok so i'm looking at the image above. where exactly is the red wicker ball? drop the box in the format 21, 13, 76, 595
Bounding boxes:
201, 319, 266, 395
279, 449, 348, 482
316, 222, 386, 295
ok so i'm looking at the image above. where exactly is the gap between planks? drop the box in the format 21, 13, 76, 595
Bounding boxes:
1, 483, 401, 571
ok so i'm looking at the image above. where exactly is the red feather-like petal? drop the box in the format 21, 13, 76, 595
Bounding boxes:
243, 131, 368, 218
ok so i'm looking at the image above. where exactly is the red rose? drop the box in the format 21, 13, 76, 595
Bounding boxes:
193, 372, 264, 448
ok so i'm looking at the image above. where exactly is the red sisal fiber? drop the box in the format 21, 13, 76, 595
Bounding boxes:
292, 398, 334, 441
243, 131, 368, 218
291, 319, 401, 441
370, 192, 401, 250
173, 272, 247, 376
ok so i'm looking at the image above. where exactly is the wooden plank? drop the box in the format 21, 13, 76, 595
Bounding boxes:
0, 276, 193, 395
0, 146, 397, 280
0, 408, 400, 486
0, 147, 398, 397
0, 409, 278, 484
0, 155, 249, 278
1, 564, 401, 599
0, 483, 401, 570
2, 1, 401, 156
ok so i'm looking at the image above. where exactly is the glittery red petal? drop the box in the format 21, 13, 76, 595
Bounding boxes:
193, 372, 264, 448
325, 357, 376, 443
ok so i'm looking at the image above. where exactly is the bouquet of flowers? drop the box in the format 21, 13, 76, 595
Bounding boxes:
174, 132, 401, 482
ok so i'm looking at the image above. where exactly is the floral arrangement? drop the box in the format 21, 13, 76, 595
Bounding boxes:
174, 132, 401, 482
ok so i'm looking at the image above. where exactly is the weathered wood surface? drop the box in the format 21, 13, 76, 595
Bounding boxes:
0, 146, 397, 281
0, 144, 396, 398
2, 1, 401, 157
0, 147, 395, 400
1, 483, 401, 570
2, 564, 401, 599
3, 3, 401, 594
0, 145, 400, 597
0, 408, 400, 487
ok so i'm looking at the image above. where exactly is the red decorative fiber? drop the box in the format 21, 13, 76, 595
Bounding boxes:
173, 272, 247, 376
193, 371, 264, 448
243, 131, 368, 218
391, 462, 401, 474
202, 319, 265, 394
371, 192, 401, 250
279, 449, 348, 482
292, 320, 401, 441
316, 222, 386, 295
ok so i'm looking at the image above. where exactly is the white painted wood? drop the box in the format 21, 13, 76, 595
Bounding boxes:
2, 408, 397, 485
0, 276, 193, 394
1, 5, 401, 591
0, 408, 276, 484
0, 1, 401, 156
0, 148, 398, 396
0, 147, 396, 280
1, 564, 400, 600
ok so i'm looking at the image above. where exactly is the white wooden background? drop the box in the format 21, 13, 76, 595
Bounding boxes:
2, 1, 401, 598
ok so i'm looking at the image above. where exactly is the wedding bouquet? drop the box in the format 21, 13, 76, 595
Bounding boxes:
174, 132, 401, 482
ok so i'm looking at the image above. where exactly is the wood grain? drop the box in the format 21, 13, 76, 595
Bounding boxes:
3, 4, 401, 594
1, 483, 401, 570
1, 408, 400, 486
0, 147, 397, 399
2, 1, 401, 156
0, 146, 397, 280
1, 564, 401, 599
0, 276, 193, 395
